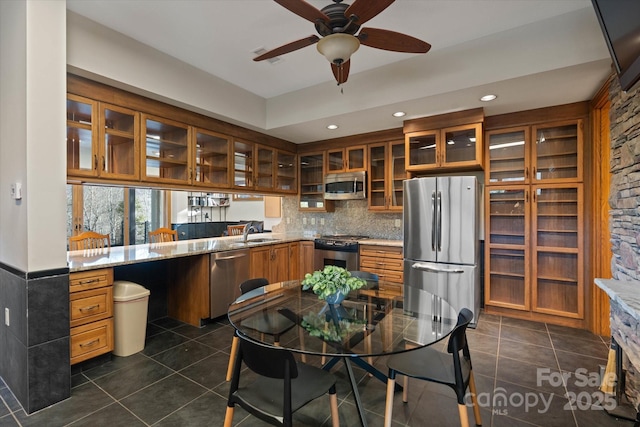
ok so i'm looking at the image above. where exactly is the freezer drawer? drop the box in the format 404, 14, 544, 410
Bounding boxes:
404, 260, 480, 326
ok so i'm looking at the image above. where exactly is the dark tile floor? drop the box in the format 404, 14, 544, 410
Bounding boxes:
0, 313, 635, 426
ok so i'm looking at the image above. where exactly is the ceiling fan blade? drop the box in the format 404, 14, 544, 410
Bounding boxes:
345, 0, 395, 25
358, 27, 431, 53
331, 60, 351, 85
253, 35, 320, 61
274, 0, 329, 24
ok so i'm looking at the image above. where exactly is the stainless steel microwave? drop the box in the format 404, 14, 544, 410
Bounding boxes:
324, 171, 366, 200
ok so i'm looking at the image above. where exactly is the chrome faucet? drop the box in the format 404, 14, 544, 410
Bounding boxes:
242, 223, 250, 243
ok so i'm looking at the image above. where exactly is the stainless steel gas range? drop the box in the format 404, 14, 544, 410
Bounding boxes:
313, 234, 368, 271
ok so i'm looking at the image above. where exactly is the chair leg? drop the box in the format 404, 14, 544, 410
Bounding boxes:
384, 377, 396, 427
329, 391, 340, 427
457, 403, 470, 427
468, 371, 482, 426
225, 336, 239, 382
402, 375, 409, 403
223, 406, 234, 427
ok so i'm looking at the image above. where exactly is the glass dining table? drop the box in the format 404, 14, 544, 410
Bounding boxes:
227, 280, 458, 427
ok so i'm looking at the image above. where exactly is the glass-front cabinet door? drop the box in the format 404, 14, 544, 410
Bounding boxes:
368, 140, 405, 211
233, 140, 254, 189
406, 130, 438, 171
276, 151, 297, 193
531, 120, 582, 183
299, 152, 332, 211
441, 123, 483, 169
142, 115, 190, 184
532, 184, 583, 318
99, 104, 139, 180
255, 145, 275, 191
326, 146, 366, 172
485, 127, 529, 184
67, 95, 98, 177
485, 186, 530, 311
193, 129, 230, 188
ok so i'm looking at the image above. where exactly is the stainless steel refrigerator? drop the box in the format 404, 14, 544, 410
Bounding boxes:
403, 176, 481, 325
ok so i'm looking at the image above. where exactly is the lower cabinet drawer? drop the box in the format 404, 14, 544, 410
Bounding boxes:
70, 287, 113, 328
70, 318, 114, 365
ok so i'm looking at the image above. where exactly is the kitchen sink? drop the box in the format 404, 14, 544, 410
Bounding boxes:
246, 238, 278, 243
227, 238, 278, 247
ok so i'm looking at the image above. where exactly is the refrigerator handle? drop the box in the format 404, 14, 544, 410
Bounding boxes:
411, 262, 464, 274
431, 191, 436, 251
436, 191, 442, 252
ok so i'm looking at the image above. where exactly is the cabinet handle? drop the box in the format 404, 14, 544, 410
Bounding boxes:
78, 278, 99, 285
525, 190, 529, 203
94, 155, 98, 170
101, 156, 105, 171
525, 167, 529, 180
533, 167, 537, 180
79, 304, 100, 313
79, 339, 100, 348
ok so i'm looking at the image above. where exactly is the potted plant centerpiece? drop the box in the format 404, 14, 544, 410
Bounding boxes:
301, 265, 366, 304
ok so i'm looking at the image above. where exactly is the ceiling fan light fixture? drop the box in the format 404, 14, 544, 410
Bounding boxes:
317, 33, 360, 65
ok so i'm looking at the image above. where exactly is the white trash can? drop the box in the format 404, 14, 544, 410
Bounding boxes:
113, 281, 150, 357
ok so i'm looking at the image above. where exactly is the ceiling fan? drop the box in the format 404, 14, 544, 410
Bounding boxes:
253, 0, 431, 85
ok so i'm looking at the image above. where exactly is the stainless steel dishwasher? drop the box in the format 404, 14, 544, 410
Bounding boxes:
210, 249, 250, 319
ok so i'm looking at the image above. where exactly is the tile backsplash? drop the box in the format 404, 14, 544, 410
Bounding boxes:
272, 196, 403, 240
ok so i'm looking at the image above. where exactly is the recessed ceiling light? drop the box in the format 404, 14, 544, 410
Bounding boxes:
392, 111, 406, 117
480, 94, 497, 102
327, 124, 339, 130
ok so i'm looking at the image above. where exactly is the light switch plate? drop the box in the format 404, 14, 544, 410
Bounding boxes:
394, 219, 402, 228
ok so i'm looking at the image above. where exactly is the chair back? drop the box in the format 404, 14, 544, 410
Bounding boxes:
238, 335, 299, 380
447, 308, 473, 354
149, 227, 178, 243
228, 224, 246, 236
240, 277, 269, 295
69, 231, 111, 250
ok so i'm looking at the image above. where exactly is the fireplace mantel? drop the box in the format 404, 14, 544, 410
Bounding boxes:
596, 278, 640, 321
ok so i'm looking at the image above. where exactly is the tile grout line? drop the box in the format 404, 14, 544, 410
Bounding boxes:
545, 322, 580, 427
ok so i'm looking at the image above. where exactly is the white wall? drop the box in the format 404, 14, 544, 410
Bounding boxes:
0, 0, 67, 271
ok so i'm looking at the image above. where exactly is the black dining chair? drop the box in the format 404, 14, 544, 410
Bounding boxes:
224, 333, 340, 427
383, 308, 482, 427
225, 278, 297, 381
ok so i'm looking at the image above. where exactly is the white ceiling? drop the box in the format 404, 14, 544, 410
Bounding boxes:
66, 0, 613, 143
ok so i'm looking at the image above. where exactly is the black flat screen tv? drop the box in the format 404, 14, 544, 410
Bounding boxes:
591, 0, 640, 91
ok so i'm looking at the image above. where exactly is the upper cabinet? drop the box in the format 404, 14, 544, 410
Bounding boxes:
232, 139, 254, 190
406, 123, 483, 172
299, 151, 334, 212
403, 108, 484, 173
67, 95, 139, 180
193, 129, 231, 188
486, 119, 583, 185
326, 146, 367, 172
254, 144, 275, 191
232, 141, 297, 194
276, 150, 297, 193
368, 140, 406, 212
142, 114, 190, 184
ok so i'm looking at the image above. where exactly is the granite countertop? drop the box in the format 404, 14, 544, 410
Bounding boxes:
67, 233, 310, 272
595, 278, 640, 321
359, 239, 403, 247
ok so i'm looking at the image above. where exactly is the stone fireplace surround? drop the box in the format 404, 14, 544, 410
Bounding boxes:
597, 77, 640, 415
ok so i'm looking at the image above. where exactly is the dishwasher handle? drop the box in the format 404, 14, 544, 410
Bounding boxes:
214, 253, 247, 262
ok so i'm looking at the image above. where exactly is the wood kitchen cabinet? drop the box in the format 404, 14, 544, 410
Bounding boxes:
193, 128, 231, 188
69, 268, 114, 365
484, 118, 585, 326
250, 242, 298, 283
254, 144, 275, 191
67, 95, 140, 180
326, 146, 367, 172
485, 120, 583, 185
141, 114, 190, 184
276, 150, 297, 193
406, 122, 483, 172
299, 152, 334, 212
368, 140, 406, 211
485, 184, 584, 322
299, 241, 315, 279
359, 245, 403, 296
